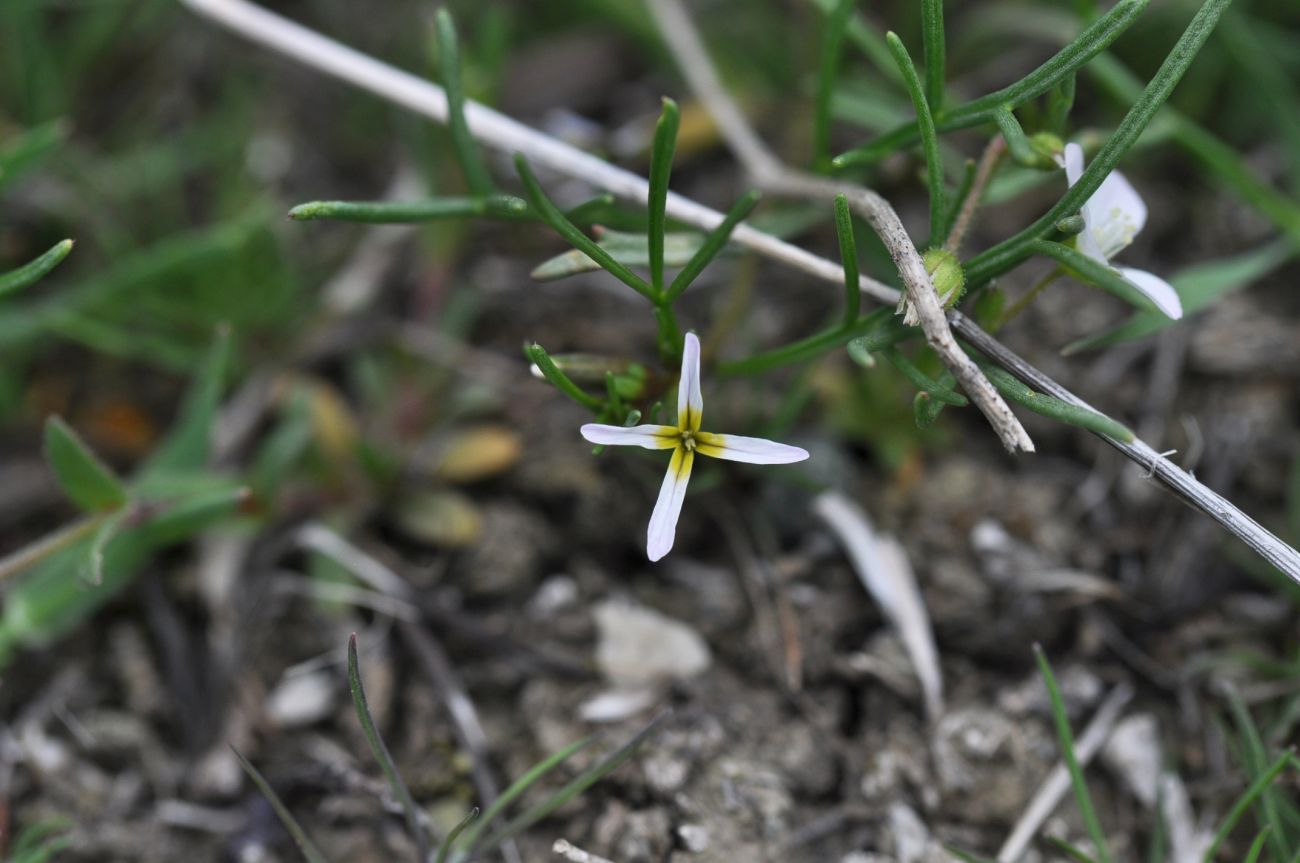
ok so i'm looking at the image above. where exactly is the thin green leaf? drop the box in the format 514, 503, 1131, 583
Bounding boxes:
940, 159, 978, 240
288, 195, 526, 223
1222, 685, 1293, 863
885, 31, 946, 244
477, 711, 668, 850
966, 0, 1236, 287
944, 846, 997, 863
722, 307, 896, 376
834, 0, 1147, 167
882, 347, 968, 406
514, 155, 654, 300
1047, 73, 1077, 136
834, 194, 861, 325
1201, 749, 1293, 863
1035, 646, 1113, 863
0, 239, 73, 298
454, 736, 596, 854
43, 416, 127, 513
231, 747, 333, 863
1047, 835, 1101, 863
0, 118, 69, 194
982, 364, 1133, 441
648, 97, 680, 296
808, 0, 904, 88
348, 634, 428, 860
437, 807, 479, 863
141, 326, 233, 478
1031, 240, 1163, 314
435, 9, 494, 195
1242, 827, 1274, 863
532, 230, 704, 283
665, 190, 760, 302
993, 107, 1051, 169
524, 343, 603, 411
921, 0, 945, 109
813, 0, 855, 172
84, 509, 127, 587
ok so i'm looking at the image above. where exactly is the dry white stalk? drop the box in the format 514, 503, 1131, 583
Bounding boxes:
814, 491, 944, 721
178, 0, 1300, 582
647, 0, 1034, 453
996, 683, 1133, 863
553, 839, 617, 863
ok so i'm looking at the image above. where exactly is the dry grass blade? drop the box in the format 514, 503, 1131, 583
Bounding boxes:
231, 747, 332, 863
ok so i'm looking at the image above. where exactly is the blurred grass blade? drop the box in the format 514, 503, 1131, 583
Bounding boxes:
84, 510, 126, 587
524, 343, 603, 411
648, 97, 680, 296
721, 306, 897, 375
665, 190, 759, 302
347, 634, 428, 860
1047, 836, 1101, 863
1243, 827, 1274, 863
532, 229, 705, 282
921, 0, 944, 108
0, 239, 73, 298
1201, 750, 1292, 863
231, 747, 333, 863
9, 818, 73, 863
515, 155, 654, 300
1035, 646, 1113, 863
455, 735, 596, 854
289, 195, 526, 223
883, 347, 967, 406
885, 31, 946, 244
966, 0, 1236, 286
43, 416, 127, 513
0, 118, 69, 193
834, 193, 861, 325
809, 0, 904, 88
1031, 240, 1163, 314
478, 711, 669, 850
835, 0, 1147, 167
945, 846, 997, 863
1063, 240, 1295, 353
142, 326, 232, 478
435, 9, 494, 195
1222, 685, 1294, 863
436, 807, 478, 863
982, 364, 1132, 441
813, 0, 855, 172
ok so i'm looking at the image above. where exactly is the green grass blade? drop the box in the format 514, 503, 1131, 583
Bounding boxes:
1201, 749, 1293, 863
813, 0, 855, 172
477, 712, 668, 850
435, 9, 494, 195
524, 343, 603, 411
1222, 685, 1294, 862
436, 807, 479, 863
945, 846, 997, 863
966, 0, 1236, 286
885, 31, 946, 245
348, 634, 428, 860
833, 193, 861, 325
666, 190, 759, 302
1047, 835, 1101, 863
43, 416, 127, 513
1035, 646, 1114, 863
1242, 827, 1274, 863
0, 239, 73, 298
231, 747, 333, 863
0, 118, 68, 194
921, 0, 945, 109
288, 195, 526, 223
514, 155, 654, 300
454, 736, 596, 854
721, 307, 896, 375
834, 0, 1147, 167
647, 97, 680, 296
882, 347, 968, 406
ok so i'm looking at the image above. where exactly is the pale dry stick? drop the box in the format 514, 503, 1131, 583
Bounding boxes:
945, 136, 1007, 254
996, 683, 1134, 863
647, 0, 1034, 454
179, 0, 898, 302
552, 839, 617, 863
178, 0, 1300, 579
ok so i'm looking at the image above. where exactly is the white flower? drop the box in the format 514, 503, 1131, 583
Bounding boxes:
1060, 143, 1182, 320
581, 332, 810, 562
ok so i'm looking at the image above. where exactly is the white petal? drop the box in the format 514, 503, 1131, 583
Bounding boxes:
581, 423, 679, 449
647, 447, 693, 562
1116, 266, 1183, 320
677, 332, 704, 432
695, 433, 810, 465
1062, 142, 1085, 188
1088, 168, 1147, 256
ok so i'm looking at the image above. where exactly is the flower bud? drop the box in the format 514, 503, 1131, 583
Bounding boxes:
923, 247, 965, 308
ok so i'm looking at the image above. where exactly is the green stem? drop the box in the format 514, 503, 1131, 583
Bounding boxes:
921, 0, 945, 109
833, 194, 860, 326
885, 31, 946, 245
998, 268, 1062, 327
721, 308, 894, 376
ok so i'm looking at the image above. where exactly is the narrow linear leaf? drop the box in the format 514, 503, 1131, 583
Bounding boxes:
834, 194, 861, 324
524, 343, 603, 411
436, 807, 479, 863
921, 0, 945, 109
435, 9, 494, 195
288, 195, 526, 223
1201, 749, 1294, 863
1242, 827, 1274, 863
141, 326, 233, 479
347, 635, 428, 859
813, 0, 855, 172
882, 347, 968, 406
885, 31, 946, 244
43, 416, 127, 513
648, 97, 680, 296
533, 230, 705, 283
1222, 685, 1293, 863
1047, 835, 1101, 863
514, 156, 654, 300
0, 239, 74, 298
981, 364, 1133, 441
665, 190, 760, 302
1035, 646, 1113, 863
722, 307, 896, 376
232, 748, 333, 863
1032, 240, 1163, 314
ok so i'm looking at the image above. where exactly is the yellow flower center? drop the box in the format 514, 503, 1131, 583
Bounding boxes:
679, 430, 697, 452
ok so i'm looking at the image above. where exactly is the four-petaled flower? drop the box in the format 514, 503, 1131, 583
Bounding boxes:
581, 332, 810, 562
1061, 142, 1183, 320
